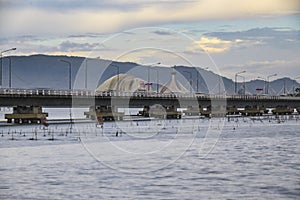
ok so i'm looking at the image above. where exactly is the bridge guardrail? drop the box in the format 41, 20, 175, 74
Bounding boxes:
0, 88, 299, 101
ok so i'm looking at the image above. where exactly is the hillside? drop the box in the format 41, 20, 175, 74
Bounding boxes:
1, 54, 299, 95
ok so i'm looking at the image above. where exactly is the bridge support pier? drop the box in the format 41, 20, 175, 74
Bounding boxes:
272, 105, 294, 115
240, 105, 268, 116
5, 106, 48, 124
84, 105, 124, 121
139, 105, 182, 119
183, 106, 201, 116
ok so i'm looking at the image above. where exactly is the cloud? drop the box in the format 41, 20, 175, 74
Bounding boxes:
205, 27, 300, 42
57, 41, 118, 53
204, 27, 300, 51
224, 60, 299, 70
188, 37, 232, 53
59, 41, 99, 52
1, 0, 299, 79
221, 60, 300, 80
186, 37, 259, 53
0, 35, 41, 45
186, 27, 300, 54
0, 0, 142, 11
1, 0, 299, 36
152, 30, 173, 35
0, 36, 116, 57
67, 33, 103, 38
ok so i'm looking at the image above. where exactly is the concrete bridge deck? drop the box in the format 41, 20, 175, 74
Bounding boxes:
0, 88, 300, 109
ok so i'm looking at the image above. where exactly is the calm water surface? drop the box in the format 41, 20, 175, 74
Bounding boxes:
0, 117, 299, 199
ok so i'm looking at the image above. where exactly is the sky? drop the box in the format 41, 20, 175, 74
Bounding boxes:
0, 0, 300, 81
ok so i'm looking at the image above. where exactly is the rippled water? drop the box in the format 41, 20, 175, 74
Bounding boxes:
0, 117, 299, 199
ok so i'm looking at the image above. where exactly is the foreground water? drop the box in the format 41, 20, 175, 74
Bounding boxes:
0, 116, 299, 199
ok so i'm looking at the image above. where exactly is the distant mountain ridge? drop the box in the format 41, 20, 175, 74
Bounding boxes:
1, 54, 299, 95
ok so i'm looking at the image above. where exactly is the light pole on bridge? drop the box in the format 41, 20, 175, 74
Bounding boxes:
152, 67, 160, 93
257, 76, 267, 95
59, 59, 72, 90
235, 70, 246, 95
110, 63, 120, 91
237, 74, 246, 95
267, 73, 277, 95
183, 70, 192, 93
7, 57, 12, 88
146, 62, 161, 92
293, 76, 300, 96
2, 57, 13, 88
1, 48, 16, 88
195, 67, 208, 93
59, 59, 73, 133
85, 58, 88, 90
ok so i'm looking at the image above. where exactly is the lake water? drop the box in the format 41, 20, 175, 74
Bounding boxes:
0, 115, 299, 199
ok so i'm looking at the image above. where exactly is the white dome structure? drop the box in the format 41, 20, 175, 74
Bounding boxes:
160, 70, 189, 94
96, 74, 152, 92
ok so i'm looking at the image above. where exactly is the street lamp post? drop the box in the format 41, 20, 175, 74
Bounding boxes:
110, 64, 120, 91
147, 67, 150, 92
218, 76, 221, 95
7, 57, 12, 88
267, 73, 277, 95
2, 57, 13, 88
59, 59, 72, 90
293, 76, 300, 95
59, 59, 72, 133
196, 67, 208, 93
257, 76, 267, 94
1, 48, 16, 88
195, 67, 201, 93
85, 58, 88, 89
146, 62, 161, 92
237, 74, 245, 95
196, 69, 199, 93
235, 70, 246, 95
85, 57, 101, 90
152, 68, 159, 93
183, 70, 192, 93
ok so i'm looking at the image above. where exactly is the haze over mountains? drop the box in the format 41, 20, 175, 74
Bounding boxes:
1, 54, 299, 95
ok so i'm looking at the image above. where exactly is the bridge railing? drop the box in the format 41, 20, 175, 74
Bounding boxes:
0, 88, 299, 101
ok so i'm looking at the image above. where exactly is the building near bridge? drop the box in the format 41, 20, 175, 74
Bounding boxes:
160, 70, 189, 94
96, 70, 190, 94
96, 74, 151, 92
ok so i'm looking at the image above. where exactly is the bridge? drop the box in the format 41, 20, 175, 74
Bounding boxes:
0, 88, 300, 123
1, 88, 300, 107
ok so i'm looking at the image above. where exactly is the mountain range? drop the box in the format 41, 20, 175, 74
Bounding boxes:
1, 54, 299, 96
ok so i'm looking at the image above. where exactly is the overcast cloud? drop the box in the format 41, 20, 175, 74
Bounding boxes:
0, 0, 299, 80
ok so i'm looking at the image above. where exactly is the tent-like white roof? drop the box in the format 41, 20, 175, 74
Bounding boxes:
160, 71, 189, 94
96, 74, 152, 92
